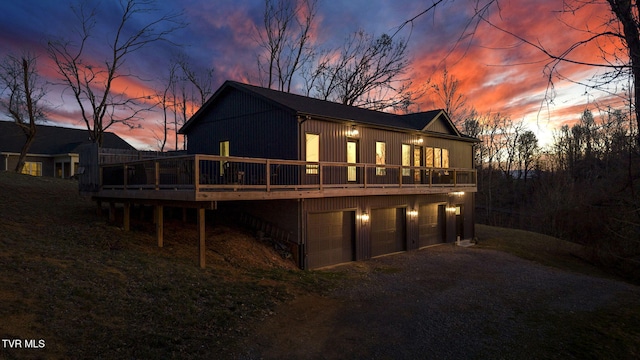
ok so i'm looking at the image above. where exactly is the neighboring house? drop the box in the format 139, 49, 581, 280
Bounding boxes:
0, 121, 135, 178
83, 80, 478, 270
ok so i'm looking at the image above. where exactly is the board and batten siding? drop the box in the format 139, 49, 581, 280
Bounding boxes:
300, 118, 474, 169
424, 137, 473, 169
185, 90, 298, 160
425, 119, 452, 134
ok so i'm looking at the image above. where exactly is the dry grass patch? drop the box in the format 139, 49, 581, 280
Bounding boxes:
0, 172, 337, 359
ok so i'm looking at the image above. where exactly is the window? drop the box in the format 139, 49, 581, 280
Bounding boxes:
425, 147, 449, 169
414, 147, 422, 182
402, 144, 411, 177
375, 141, 386, 176
347, 140, 357, 182
21, 162, 42, 176
219, 140, 229, 174
442, 148, 449, 168
434, 148, 442, 168
306, 133, 319, 174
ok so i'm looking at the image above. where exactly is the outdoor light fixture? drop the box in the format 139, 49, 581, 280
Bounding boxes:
417, 138, 424, 144
349, 125, 359, 137
449, 191, 465, 196
408, 209, 418, 218
446, 206, 457, 213
359, 212, 370, 222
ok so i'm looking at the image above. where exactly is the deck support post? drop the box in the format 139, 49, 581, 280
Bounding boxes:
109, 202, 116, 222
156, 205, 164, 248
123, 202, 131, 231
198, 208, 206, 268
96, 200, 103, 216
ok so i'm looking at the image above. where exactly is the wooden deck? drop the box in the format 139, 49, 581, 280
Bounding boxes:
86, 154, 477, 202
81, 154, 477, 269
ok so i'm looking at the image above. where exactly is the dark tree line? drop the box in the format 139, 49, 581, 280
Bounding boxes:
460, 107, 640, 281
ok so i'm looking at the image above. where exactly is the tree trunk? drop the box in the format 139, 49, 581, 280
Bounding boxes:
14, 130, 36, 173
607, 0, 640, 146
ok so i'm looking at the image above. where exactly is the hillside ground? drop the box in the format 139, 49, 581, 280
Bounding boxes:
1, 172, 638, 359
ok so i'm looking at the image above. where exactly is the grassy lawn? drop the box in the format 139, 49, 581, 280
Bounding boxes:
476, 224, 640, 359
0, 172, 337, 359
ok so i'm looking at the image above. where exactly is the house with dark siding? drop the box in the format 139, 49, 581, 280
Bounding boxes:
0, 121, 135, 178
179, 81, 478, 269
82, 80, 478, 269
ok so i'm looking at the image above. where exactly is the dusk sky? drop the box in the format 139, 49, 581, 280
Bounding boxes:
0, 0, 624, 149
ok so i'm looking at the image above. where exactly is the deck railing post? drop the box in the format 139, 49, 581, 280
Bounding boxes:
266, 159, 271, 192
155, 160, 160, 190
194, 155, 200, 194
364, 164, 368, 188
319, 162, 323, 191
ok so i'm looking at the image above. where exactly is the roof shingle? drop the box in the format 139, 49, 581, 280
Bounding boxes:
0, 121, 135, 154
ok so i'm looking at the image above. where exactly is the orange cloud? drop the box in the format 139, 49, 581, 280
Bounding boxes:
408, 0, 629, 145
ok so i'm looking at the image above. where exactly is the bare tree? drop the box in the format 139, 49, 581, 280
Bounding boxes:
178, 58, 215, 107
473, 0, 640, 145
516, 130, 538, 182
498, 117, 525, 179
152, 55, 215, 151
47, 0, 183, 146
426, 67, 469, 125
256, 0, 317, 92
154, 62, 179, 151
311, 30, 415, 111
461, 110, 484, 167
0, 53, 46, 173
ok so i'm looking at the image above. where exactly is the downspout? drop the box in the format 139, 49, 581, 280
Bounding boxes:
297, 115, 310, 269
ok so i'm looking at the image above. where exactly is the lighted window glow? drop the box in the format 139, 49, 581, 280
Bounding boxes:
347, 140, 357, 182
375, 141, 386, 176
219, 140, 229, 174
306, 133, 319, 175
425, 147, 449, 169
402, 144, 411, 177
21, 162, 42, 176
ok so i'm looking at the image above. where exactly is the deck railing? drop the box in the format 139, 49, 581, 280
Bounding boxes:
98, 154, 476, 193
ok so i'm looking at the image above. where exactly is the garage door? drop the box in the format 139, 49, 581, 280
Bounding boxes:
307, 211, 355, 269
371, 208, 406, 257
418, 204, 445, 247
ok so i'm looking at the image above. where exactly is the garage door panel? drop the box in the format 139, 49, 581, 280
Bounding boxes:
307, 211, 354, 269
419, 204, 445, 247
371, 208, 405, 257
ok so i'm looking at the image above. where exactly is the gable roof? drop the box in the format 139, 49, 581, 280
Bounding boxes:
0, 121, 136, 155
180, 80, 472, 140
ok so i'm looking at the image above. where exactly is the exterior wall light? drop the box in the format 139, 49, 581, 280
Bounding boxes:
417, 138, 424, 144
349, 125, 359, 137
407, 209, 418, 218
359, 212, 369, 222
446, 206, 457, 213
449, 191, 465, 196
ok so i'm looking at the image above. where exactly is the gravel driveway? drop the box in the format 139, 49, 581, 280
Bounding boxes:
238, 244, 639, 359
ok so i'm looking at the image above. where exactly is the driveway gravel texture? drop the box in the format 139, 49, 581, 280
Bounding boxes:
237, 244, 639, 359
